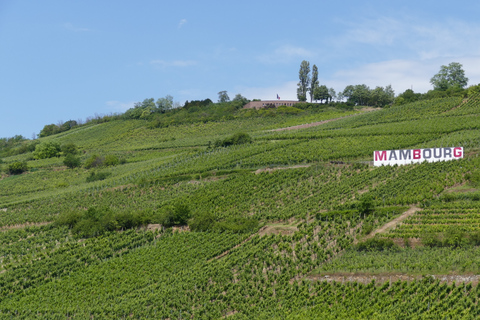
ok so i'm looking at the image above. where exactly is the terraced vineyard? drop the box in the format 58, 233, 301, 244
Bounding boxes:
1, 95, 480, 318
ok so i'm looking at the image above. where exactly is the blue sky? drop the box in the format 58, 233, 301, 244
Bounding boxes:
1, 0, 480, 138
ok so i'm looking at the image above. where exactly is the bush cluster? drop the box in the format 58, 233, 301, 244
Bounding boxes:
422, 228, 480, 248
354, 238, 397, 252
84, 154, 121, 169
214, 132, 252, 148
86, 171, 111, 182
55, 207, 152, 238
33, 141, 61, 159
188, 212, 258, 233
7, 161, 28, 175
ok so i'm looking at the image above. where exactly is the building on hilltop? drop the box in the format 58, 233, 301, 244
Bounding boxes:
243, 100, 301, 110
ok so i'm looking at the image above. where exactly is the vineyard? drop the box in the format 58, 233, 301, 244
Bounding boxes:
1, 95, 480, 318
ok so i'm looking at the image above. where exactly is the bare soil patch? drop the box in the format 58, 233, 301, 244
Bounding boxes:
145, 224, 162, 231
257, 224, 298, 236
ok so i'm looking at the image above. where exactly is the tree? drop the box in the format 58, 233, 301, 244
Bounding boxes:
328, 88, 336, 102
64, 154, 81, 169
430, 62, 468, 90
297, 60, 310, 102
156, 95, 173, 113
342, 84, 371, 105
218, 91, 230, 103
39, 124, 60, 137
314, 85, 329, 103
309, 64, 319, 102
33, 142, 61, 159
369, 85, 394, 107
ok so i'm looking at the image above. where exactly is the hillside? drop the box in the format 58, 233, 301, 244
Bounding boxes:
1, 95, 480, 318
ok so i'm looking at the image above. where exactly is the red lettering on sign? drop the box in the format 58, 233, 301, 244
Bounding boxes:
413, 149, 421, 159
375, 151, 387, 161
453, 147, 463, 158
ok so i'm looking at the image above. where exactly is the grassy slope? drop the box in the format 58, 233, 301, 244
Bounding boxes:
1, 97, 480, 318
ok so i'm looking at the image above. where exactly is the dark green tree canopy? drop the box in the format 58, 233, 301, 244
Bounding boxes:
430, 62, 468, 90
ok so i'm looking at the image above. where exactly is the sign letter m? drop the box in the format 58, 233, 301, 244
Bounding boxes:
374, 150, 387, 161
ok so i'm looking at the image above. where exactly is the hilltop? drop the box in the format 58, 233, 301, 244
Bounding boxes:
1, 94, 480, 318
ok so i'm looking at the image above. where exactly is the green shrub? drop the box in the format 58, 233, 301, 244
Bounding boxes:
157, 203, 191, 227
104, 154, 119, 166
61, 143, 78, 155
63, 154, 81, 169
84, 154, 104, 169
355, 238, 396, 252
33, 141, 61, 159
86, 171, 111, 182
56, 207, 153, 238
188, 211, 216, 232
55, 211, 83, 229
357, 194, 373, 215
214, 132, 252, 148
7, 161, 28, 175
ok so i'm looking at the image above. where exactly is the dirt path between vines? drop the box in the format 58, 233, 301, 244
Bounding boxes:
208, 226, 269, 262
208, 224, 299, 262
270, 108, 377, 132
308, 273, 480, 285
0, 221, 50, 232
364, 206, 421, 240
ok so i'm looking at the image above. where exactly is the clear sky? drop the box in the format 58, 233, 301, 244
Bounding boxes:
1, 0, 480, 138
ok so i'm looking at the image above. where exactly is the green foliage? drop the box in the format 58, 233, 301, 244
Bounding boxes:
276, 106, 304, 114
61, 142, 78, 155
297, 60, 310, 101
157, 203, 191, 227
215, 216, 258, 233
86, 171, 111, 182
39, 120, 78, 137
214, 132, 252, 148
465, 170, 480, 187
104, 154, 119, 166
354, 237, 397, 252
63, 153, 82, 169
3, 92, 480, 318
7, 161, 28, 175
217, 90, 230, 103
188, 211, 215, 231
422, 227, 472, 248
430, 62, 469, 90
342, 84, 394, 107
33, 141, 61, 159
84, 154, 104, 169
55, 207, 152, 238
357, 194, 373, 215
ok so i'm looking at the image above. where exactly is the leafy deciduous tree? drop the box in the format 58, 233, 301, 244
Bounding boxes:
430, 62, 468, 90
218, 91, 230, 103
33, 142, 61, 159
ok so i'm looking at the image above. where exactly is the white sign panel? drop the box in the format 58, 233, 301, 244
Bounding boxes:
374, 147, 463, 167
